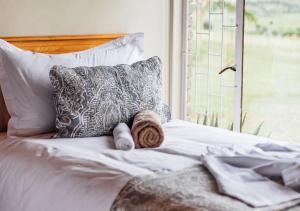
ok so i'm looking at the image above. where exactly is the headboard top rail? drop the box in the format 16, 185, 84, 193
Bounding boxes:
2, 34, 125, 42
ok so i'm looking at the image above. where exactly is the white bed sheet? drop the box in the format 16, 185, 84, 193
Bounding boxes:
0, 120, 278, 211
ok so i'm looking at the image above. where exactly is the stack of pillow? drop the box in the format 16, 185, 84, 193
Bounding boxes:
0, 33, 170, 147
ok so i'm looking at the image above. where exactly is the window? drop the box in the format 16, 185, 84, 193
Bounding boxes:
184, 0, 300, 142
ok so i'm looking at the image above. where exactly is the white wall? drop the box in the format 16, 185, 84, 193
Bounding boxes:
0, 0, 171, 101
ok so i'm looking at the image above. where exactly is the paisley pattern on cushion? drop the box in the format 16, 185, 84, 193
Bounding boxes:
50, 57, 168, 138
162, 103, 171, 123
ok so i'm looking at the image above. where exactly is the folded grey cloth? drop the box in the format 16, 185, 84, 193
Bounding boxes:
202, 155, 300, 207
254, 143, 300, 190
256, 142, 300, 153
283, 163, 300, 191
113, 123, 135, 151
202, 142, 300, 207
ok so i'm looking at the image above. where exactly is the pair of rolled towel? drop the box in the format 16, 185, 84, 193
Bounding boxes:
112, 110, 164, 150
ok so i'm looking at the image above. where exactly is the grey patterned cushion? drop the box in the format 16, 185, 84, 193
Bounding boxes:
50, 57, 169, 138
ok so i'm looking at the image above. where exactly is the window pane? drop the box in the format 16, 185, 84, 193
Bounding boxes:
186, 0, 236, 129
243, 0, 300, 142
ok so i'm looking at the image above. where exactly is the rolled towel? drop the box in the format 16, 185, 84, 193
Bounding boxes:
131, 110, 164, 148
113, 123, 135, 151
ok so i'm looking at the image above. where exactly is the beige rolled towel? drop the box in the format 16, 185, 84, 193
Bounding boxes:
131, 110, 164, 148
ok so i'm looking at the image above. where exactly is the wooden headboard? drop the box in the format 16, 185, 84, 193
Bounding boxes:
0, 34, 125, 132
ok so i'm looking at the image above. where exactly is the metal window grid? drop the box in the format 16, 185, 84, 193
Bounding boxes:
183, 0, 245, 131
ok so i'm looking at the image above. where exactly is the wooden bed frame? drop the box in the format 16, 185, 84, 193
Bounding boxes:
0, 34, 125, 132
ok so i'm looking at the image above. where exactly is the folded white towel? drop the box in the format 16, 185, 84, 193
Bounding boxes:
113, 123, 135, 151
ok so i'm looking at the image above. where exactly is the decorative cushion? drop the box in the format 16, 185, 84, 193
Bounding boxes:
50, 57, 168, 138
0, 33, 144, 136
162, 104, 171, 123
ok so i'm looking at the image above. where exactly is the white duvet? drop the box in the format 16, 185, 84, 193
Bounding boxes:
0, 120, 281, 211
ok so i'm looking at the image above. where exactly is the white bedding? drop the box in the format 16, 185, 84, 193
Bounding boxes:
0, 120, 282, 211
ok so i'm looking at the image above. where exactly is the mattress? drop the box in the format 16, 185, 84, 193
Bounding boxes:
0, 120, 294, 211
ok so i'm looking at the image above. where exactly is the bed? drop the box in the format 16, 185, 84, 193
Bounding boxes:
0, 35, 300, 211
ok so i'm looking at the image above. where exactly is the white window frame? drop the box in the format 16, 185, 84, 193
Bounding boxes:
233, 0, 245, 132
181, 0, 245, 132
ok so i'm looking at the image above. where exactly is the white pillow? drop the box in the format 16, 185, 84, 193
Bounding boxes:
0, 33, 144, 136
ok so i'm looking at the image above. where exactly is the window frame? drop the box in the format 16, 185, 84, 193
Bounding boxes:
181, 0, 246, 132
